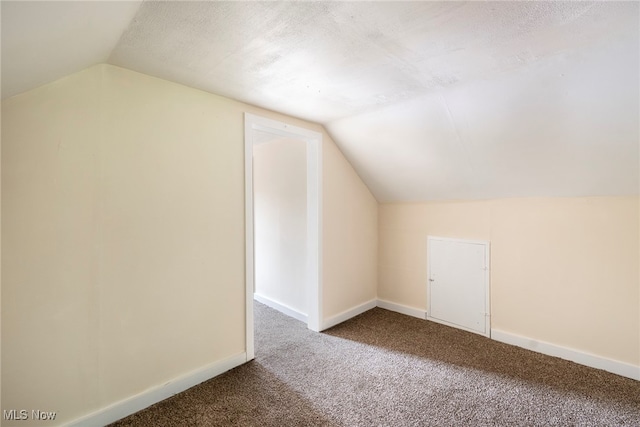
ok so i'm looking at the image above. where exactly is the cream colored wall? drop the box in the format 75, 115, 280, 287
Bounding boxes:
253, 138, 308, 314
322, 135, 378, 318
97, 65, 250, 405
1, 64, 378, 425
379, 197, 639, 366
3, 66, 104, 423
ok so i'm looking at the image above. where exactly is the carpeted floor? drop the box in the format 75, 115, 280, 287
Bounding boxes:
111, 302, 640, 426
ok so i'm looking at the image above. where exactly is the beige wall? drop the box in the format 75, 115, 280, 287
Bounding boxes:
379, 197, 639, 366
3, 67, 104, 424
254, 138, 308, 314
322, 135, 378, 318
1, 64, 378, 425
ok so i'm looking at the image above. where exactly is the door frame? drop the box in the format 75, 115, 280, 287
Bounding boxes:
426, 236, 491, 337
244, 113, 323, 361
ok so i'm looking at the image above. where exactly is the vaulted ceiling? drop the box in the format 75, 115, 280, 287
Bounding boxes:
2, 1, 638, 201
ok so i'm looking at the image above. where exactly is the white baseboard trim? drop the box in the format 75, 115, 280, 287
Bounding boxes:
321, 299, 377, 331
492, 329, 640, 381
65, 352, 247, 427
376, 299, 426, 320
254, 293, 308, 323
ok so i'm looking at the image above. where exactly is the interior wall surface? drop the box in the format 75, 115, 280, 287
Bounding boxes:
321, 134, 379, 320
254, 137, 308, 315
1, 63, 378, 425
378, 196, 639, 367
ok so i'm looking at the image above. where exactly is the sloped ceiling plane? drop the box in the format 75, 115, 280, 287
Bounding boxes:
2, 1, 638, 202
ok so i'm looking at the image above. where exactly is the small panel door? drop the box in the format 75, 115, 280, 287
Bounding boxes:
428, 237, 489, 336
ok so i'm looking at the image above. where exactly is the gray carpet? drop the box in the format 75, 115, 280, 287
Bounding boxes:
111, 302, 640, 426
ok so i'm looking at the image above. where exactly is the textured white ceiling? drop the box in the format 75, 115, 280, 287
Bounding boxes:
2, 1, 638, 201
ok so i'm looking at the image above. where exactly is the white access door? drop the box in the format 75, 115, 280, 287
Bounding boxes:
427, 237, 490, 337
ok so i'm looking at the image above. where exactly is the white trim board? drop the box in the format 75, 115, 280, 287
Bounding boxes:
376, 299, 426, 320
492, 329, 640, 381
321, 299, 377, 331
65, 352, 247, 427
254, 293, 308, 323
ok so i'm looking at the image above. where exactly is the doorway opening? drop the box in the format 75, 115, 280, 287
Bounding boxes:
244, 114, 322, 361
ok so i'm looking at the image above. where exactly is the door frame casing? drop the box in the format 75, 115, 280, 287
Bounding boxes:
244, 113, 323, 361
426, 236, 491, 337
